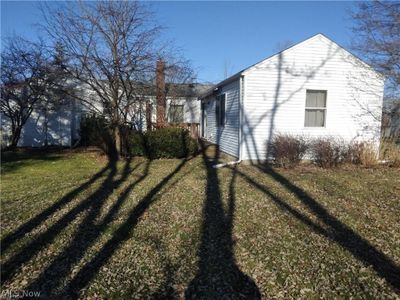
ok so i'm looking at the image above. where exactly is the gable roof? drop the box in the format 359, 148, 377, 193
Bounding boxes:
200, 33, 381, 99
133, 82, 214, 98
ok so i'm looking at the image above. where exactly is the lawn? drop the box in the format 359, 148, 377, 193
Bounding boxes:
1, 147, 399, 299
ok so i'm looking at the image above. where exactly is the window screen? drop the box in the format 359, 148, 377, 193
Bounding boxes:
169, 104, 184, 123
220, 94, 225, 126
215, 94, 226, 126
304, 90, 327, 127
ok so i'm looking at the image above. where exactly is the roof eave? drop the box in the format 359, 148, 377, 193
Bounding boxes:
199, 72, 243, 99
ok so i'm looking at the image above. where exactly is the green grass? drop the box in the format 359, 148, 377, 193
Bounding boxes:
1, 147, 399, 299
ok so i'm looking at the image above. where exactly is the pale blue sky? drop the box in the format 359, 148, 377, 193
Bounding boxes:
1, 1, 355, 83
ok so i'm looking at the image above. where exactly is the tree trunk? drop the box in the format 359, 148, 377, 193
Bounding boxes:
156, 60, 166, 126
43, 108, 49, 148
146, 101, 153, 130
9, 126, 22, 151
114, 125, 121, 159
108, 125, 121, 160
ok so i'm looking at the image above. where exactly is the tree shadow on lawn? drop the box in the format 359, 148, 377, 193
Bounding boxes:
1, 148, 66, 163
235, 165, 400, 293
2, 153, 192, 298
23, 157, 148, 297
1, 158, 124, 283
1, 163, 111, 254
185, 142, 260, 299
149, 238, 188, 299
59, 157, 190, 298
0, 152, 64, 174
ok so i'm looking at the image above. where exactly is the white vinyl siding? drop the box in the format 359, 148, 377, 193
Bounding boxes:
240, 34, 383, 161
1, 102, 74, 147
205, 79, 240, 157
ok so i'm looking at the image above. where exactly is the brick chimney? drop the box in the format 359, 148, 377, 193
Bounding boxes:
156, 60, 166, 126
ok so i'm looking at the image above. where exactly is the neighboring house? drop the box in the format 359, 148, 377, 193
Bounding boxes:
1, 83, 211, 148
200, 33, 384, 162
382, 98, 400, 140
1, 102, 75, 148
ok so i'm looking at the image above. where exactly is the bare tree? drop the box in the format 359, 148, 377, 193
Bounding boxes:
350, 1, 400, 96
223, 59, 234, 79
165, 56, 197, 103
40, 1, 166, 158
0, 37, 62, 150
274, 40, 294, 52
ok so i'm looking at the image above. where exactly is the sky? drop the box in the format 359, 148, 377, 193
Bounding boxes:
1, 1, 355, 83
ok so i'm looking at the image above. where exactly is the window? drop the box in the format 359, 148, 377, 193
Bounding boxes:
169, 104, 184, 123
215, 94, 226, 126
304, 90, 327, 127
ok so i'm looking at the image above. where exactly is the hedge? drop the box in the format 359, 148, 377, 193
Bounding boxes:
267, 133, 382, 168
127, 127, 198, 159
80, 115, 198, 159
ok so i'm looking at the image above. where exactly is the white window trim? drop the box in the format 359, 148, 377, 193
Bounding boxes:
303, 89, 328, 129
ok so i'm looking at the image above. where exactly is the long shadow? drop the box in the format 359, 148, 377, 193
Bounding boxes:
235, 165, 400, 292
1, 149, 64, 164
24, 158, 146, 296
237, 36, 400, 290
185, 142, 260, 299
262, 166, 400, 291
1, 164, 110, 254
1, 158, 122, 283
149, 236, 180, 299
58, 157, 190, 298
1, 154, 63, 174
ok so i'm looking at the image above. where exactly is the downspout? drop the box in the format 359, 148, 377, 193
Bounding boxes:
213, 75, 244, 168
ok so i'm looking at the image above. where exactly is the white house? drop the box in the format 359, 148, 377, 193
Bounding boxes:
1, 83, 211, 148
200, 33, 384, 162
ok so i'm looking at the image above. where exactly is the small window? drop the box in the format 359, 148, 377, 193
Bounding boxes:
169, 104, 184, 123
304, 90, 327, 127
215, 94, 225, 126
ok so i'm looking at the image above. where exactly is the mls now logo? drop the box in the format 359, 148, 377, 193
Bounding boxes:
1, 289, 41, 299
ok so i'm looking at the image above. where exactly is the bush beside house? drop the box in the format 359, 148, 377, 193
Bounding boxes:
141, 127, 198, 159
80, 115, 198, 159
380, 140, 400, 167
310, 138, 345, 168
80, 115, 115, 155
269, 134, 308, 168
267, 134, 396, 168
